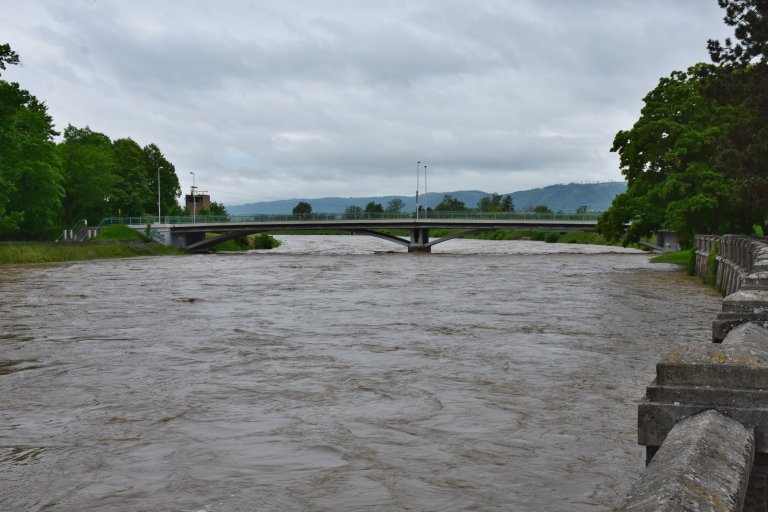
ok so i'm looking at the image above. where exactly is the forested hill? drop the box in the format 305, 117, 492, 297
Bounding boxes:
227, 181, 627, 214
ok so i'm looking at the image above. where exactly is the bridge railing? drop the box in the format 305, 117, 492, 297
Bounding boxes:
98, 211, 602, 226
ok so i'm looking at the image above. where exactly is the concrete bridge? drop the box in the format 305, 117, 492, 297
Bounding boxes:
99, 212, 600, 252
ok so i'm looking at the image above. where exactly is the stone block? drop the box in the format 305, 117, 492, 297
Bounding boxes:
639, 324, 768, 453
622, 410, 754, 512
714, 292, 768, 342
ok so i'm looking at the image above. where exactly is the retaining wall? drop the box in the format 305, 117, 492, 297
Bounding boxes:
621, 235, 768, 512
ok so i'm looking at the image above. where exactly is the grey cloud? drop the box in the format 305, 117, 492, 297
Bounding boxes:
3, 0, 734, 204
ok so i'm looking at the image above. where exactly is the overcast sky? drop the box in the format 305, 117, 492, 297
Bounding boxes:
5, 0, 732, 206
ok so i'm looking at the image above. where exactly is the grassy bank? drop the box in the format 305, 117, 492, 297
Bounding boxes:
0, 226, 186, 265
0, 242, 186, 265
649, 249, 696, 275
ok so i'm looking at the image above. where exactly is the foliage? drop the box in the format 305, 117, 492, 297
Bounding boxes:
94, 224, 144, 241
435, 194, 467, 211
707, 0, 768, 66
0, 79, 63, 239
0, 241, 185, 265
600, 2, 768, 244
344, 205, 363, 218
364, 201, 384, 214
386, 198, 405, 212
477, 193, 513, 212
598, 64, 744, 245
210, 233, 280, 251
705, 2, 768, 234
0, 43, 193, 239
292, 201, 312, 216
0, 44, 20, 75
58, 125, 118, 224
197, 201, 229, 218
531, 205, 553, 214
112, 138, 151, 217
251, 233, 280, 249
649, 249, 694, 266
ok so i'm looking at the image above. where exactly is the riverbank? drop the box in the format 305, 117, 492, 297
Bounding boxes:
0, 241, 186, 265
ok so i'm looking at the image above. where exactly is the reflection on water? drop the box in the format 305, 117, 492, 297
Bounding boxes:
0, 236, 721, 511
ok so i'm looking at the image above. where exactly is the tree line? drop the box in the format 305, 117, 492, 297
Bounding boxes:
292, 194, 556, 216
597, 0, 768, 246
1, 43, 185, 240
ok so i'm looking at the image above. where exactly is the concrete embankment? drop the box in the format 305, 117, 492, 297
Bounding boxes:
620, 235, 768, 512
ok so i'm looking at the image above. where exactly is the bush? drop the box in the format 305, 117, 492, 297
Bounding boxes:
252, 233, 280, 249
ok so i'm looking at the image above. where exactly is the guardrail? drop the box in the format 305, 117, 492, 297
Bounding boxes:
97, 211, 602, 226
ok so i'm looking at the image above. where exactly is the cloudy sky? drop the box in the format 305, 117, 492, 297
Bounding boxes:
5, 0, 732, 206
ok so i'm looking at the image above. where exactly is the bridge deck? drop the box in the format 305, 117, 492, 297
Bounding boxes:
102, 214, 599, 252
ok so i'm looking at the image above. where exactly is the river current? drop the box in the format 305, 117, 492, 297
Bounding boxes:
0, 236, 722, 511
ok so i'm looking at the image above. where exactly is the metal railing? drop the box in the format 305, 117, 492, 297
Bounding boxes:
97, 211, 602, 226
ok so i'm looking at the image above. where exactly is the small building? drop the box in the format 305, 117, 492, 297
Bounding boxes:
185, 190, 210, 214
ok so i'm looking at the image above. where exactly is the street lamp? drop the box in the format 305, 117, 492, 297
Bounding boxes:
416, 161, 420, 219
190, 172, 196, 223
157, 166, 162, 223
424, 164, 428, 218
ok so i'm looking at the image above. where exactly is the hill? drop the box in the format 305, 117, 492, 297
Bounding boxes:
226, 182, 626, 215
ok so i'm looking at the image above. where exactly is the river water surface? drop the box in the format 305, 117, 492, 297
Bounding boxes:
0, 236, 722, 511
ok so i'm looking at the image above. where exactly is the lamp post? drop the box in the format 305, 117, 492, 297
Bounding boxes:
424, 164, 428, 218
190, 172, 196, 223
416, 161, 420, 219
157, 166, 162, 223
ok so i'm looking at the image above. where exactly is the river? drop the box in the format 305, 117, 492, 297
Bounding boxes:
0, 236, 722, 511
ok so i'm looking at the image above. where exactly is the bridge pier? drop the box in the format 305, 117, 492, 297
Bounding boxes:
409, 227, 431, 253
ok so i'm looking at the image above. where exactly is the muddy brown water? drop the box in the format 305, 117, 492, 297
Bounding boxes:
0, 236, 722, 511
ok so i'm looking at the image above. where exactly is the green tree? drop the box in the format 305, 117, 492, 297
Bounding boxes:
531, 205, 553, 214
58, 125, 118, 224
386, 198, 405, 213
344, 205, 362, 218
598, 64, 743, 245
435, 194, 466, 211
292, 201, 312, 217
209, 201, 228, 217
364, 201, 383, 215
112, 138, 151, 217
705, 0, 768, 232
0, 44, 20, 76
707, 0, 768, 67
477, 193, 513, 212
0, 78, 63, 238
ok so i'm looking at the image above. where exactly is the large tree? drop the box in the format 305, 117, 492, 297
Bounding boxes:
598, 64, 744, 245
58, 125, 118, 224
112, 138, 151, 217
292, 201, 312, 217
477, 193, 513, 212
385, 198, 405, 213
0, 46, 63, 238
706, 0, 768, 233
435, 194, 466, 212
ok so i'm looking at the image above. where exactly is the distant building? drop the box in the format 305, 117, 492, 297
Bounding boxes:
185, 190, 210, 214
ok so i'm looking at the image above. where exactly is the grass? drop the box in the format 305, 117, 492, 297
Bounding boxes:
94, 224, 146, 241
650, 248, 698, 276
0, 242, 186, 265
649, 249, 694, 266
